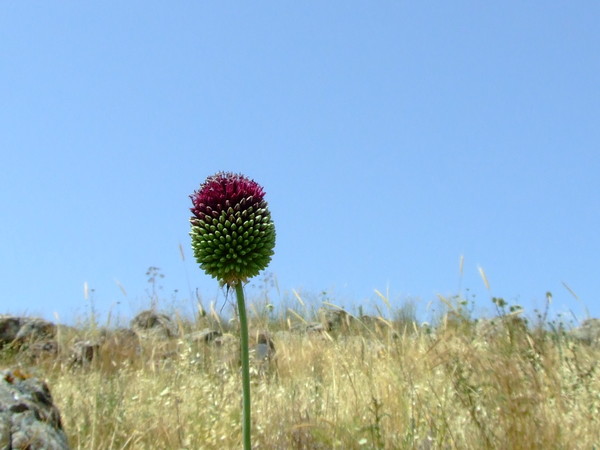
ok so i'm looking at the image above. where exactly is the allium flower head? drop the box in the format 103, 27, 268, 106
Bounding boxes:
190, 172, 276, 286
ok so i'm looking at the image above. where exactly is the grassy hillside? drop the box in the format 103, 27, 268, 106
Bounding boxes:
2, 298, 599, 449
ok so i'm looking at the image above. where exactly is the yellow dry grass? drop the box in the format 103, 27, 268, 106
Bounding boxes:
3, 311, 600, 449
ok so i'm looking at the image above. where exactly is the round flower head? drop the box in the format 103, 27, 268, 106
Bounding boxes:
190, 172, 276, 286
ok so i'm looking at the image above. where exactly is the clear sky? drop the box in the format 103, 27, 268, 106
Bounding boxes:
1, 2, 598, 325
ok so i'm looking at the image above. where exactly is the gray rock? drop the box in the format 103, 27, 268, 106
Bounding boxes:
305, 322, 327, 334
130, 310, 178, 339
26, 340, 60, 362
187, 329, 222, 344
0, 316, 23, 347
0, 369, 69, 449
317, 308, 351, 331
69, 340, 100, 366
0, 316, 56, 349
211, 331, 276, 373
252, 331, 276, 362
213, 333, 237, 348
15, 318, 56, 345
251, 333, 277, 377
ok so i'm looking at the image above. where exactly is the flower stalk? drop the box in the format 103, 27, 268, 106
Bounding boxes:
190, 172, 276, 449
235, 282, 252, 449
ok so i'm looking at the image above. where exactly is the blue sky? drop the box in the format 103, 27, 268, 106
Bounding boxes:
1, 2, 598, 325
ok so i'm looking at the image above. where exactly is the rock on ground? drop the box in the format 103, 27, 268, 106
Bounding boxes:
0, 316, 56, 348
186, 329, 222, 344
68, 340, 100, 367
0, 369, 69, 449
130, 310, 178, 339
317, 308, 351, 331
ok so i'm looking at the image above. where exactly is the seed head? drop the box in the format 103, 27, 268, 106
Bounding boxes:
190, 172, 276, 286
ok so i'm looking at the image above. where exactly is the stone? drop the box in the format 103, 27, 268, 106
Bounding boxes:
187, 329, 222, 344
252, 331, 276, 362
211, 331, 277, 374
26, 340, 60, 362
305, 323, 327, 334
14, 318, 56, 345
69, 340, 100, 366
130, 310, 178, 339
317, 308, 351, 331
0, 316, 23, 347
0, 369, 69, 449
357, 315, 398, 336
213, 333, 237, 348
0, 315, 56, 349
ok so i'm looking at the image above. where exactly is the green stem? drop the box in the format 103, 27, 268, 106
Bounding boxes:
235, 282, 252, 450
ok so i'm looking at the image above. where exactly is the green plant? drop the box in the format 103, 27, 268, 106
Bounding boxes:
145, 266, 165, 309
189, 172, 276, 449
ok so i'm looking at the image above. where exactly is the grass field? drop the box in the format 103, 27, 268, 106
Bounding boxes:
2, 293, 600, 449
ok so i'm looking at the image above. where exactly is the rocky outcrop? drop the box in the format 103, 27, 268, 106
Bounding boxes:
68, 340, 100, 367
187, 329, 222, 344
318, 308, 351, 332
27, 340, 60, 362
0, 369, 69, 449
0, 316, 21, 346
252, 331, 276, 362
305, 323, 327, 334
130, 310, 178, 339
0, 316, 56, 348
15, 319, 56, 346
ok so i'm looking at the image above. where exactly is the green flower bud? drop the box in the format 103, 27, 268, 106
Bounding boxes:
190, 172, 276, 286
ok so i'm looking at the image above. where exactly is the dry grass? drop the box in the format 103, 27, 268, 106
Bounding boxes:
3, 305, 600, 449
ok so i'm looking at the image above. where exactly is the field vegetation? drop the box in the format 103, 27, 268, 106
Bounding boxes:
2, 287, 600, 449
